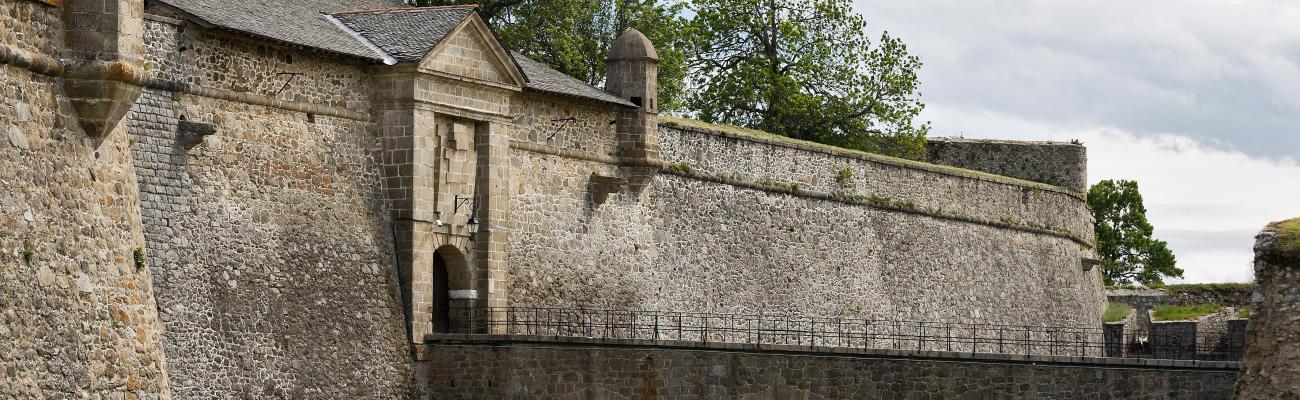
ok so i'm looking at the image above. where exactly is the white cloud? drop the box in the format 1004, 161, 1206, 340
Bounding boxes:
925, 104, 1300, 283
856, 0, 1300, 159
853, 0, 1300, 283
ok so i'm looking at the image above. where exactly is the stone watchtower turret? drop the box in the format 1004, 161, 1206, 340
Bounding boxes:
605, 28, 660, 162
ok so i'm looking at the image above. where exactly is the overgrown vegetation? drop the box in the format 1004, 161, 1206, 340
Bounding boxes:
1152, 304, 1221, 321
664, 162, 695, 175
22, 249, 35, 266
1103, 302, 1133, 323
835, 167, 855, 188
1268, 218, 1300, 254
133, 247, 147, 271
1236, 307, 1250, 319
420, 0, 929, 160
757, 178, 801, 191
661, 116, 1061, 191
686, 0, 929, 160
1164, 283, 1253, 295
1088, 180, 1181, 286
866, 195, 891, 207
416, 0, 691, 111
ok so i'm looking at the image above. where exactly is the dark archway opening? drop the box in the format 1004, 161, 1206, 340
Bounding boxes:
433, 251, 451, 333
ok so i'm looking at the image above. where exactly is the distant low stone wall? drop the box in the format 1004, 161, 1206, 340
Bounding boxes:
423, 335, 1240, 399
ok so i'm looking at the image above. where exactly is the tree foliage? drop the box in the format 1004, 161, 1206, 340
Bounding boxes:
416, 0, 690, 111
413, 0, 928, 160
1088, 180, 1182, 286
685, 0, 929, 160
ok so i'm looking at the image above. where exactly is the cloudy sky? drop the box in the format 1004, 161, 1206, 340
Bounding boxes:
854, 0, 1300, 283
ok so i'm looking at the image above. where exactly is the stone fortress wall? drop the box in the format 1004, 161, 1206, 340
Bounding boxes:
507, 116, 1104, 328
3, 0, 1119, 398
126, 16, 413, 399
1, 0, 172, 398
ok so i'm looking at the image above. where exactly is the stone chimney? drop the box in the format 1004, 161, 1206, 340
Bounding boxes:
62, 0, 147, 140
605, 28, 659, 161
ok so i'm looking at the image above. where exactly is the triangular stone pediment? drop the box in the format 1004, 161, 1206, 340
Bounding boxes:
420, 15, 525, 89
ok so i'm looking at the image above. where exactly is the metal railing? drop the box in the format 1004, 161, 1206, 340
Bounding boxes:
443, 307, 1242, 361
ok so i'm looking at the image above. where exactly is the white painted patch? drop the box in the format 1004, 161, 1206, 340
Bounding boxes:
448, 289, 478, 299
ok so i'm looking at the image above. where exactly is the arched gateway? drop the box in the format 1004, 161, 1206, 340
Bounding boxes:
432, 245, 470, 333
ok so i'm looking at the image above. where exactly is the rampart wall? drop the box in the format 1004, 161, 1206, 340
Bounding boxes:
124, 18, 412, 398
507, 117, 1104, 329
5, 0, 1111, 397
1, 1, 171, 398
424, 335, 1240, 399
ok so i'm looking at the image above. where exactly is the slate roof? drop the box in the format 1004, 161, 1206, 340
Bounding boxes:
513, 52, 634, 107
157, 0, 403, 59
156, 0, 633, 107
331, 6, 475, 62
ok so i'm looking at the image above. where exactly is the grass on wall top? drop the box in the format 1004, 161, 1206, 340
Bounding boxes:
1153, 304, 1222, 321
1236, 306, 1250, 319
1103, 302, 1133, 323
1163, 283, 1253, 294
660, 116, 1070, 194
1267, 218, 1300, 254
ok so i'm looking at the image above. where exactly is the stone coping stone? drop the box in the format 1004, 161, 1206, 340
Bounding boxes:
423, 333, 1241, 371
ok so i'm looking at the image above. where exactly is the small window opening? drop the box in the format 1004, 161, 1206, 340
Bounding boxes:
630, 96, 643, 107
284, 54, 293, 64
306, 113, 315, 123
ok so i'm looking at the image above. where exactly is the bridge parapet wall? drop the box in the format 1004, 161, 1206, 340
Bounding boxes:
423, 334, 1240, 399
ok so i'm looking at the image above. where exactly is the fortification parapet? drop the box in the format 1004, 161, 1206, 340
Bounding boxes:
926, 137, 1088, 192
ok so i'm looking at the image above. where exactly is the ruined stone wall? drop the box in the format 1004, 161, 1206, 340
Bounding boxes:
926, 137, 1088, 192
126, 19, 412, 399
507, 116, 1104, 330
1236, 218, 1300, 399
424, 336, 1240, 399
1, 1, 172, 398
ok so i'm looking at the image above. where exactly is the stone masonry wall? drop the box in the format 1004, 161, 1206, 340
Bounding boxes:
1235, 218, 1300, 399
424, 336, 1240, 399
927, 137, 1088, 192
507, 120, 1104, 331
126, 20, 413, 399
1, 1, 172, 398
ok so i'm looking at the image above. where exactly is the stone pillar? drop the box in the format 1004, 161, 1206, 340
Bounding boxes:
373, 73, 440, 342
474, 120, 511, 332
605, 28, 660, 189
1235, 218, 1300, 399
62, 0, 147, 140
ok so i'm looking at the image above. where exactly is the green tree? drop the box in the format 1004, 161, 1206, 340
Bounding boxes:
686, 0, 929, 160
416, 0, 691, 111
1088, 180, 1182, 286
